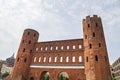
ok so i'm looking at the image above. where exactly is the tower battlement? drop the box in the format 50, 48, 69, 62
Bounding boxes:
10, 15, 112, 80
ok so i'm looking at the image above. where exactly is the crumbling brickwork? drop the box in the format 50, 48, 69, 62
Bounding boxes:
10, 15, 111, 80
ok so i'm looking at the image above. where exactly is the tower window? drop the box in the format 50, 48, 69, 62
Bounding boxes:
95, 55, 98, 61
30, 50, 32, 54
96, 23, 98, 27
28, 40, 31, 44
23, 48, 25, 52
28, 32, 30, 35
99, 43, 101, 47
89, 44, 92, 49
24, 58, 27, 62
72, 56, 75, 62
93, 32, 95, 37
34, 34, 36, 37
86, 57, 88, 62
17, 58, 19, 62
88, 24, 90, 28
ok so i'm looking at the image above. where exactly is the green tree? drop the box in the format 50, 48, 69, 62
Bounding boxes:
2, 72, 9, 78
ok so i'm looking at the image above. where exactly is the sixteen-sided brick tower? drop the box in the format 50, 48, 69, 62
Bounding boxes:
10, 15, 112, 80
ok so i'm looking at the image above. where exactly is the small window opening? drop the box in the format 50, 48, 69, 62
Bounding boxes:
34, 34, 36, 37
96, 23, 98, 27
23, 48, 25, 52
73, 45, 76, 49
54, 57, 57, 62
60, 57, 63, 62
56, 46, 58, 50
89, 44, 92, 49
72, 56, 75, 62
61, 46, 63, 50
28, 40, 31, 44
88, 24, 90, 28
99, 43, 101, 47
95, 55, 98, 61
93, 32, 95, 37
79, 45, 82, 49
24, 58, 27, 62
66, 56, 69, 62
86, 57, 88, 62
17, 58, 19, 62
28, 32, 30, 35
67, 46, 69, 50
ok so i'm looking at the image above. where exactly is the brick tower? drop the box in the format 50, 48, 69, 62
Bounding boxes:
83, 15, 111, 80
11, 29, 39, 79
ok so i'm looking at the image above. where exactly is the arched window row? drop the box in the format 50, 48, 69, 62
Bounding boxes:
35, 44, 82, 52
33, 56, 82, 63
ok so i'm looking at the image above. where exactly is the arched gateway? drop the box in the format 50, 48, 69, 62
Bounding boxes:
11, 15, 111, 80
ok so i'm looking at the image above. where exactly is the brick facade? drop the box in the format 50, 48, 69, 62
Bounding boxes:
10, 15, 111, 80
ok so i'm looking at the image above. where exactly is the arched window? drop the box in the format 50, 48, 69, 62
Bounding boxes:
95, 55, 98, 61
66, 56, 69, 62
60, 57, 63, 62
28, 40, 31, 44
38, 57, 41, 62
72, 56, 75, 62
49, 57, 51, 62
67, 46, 69, 50
93, 32, 95, 37
23, 48, 25, 52
34, 57, 36, 62
79, 45, 82, 49
17, 58, 19, 62
79, 56, 82, 62
73, 45, 75, 49
54, 57, 57, 62
24, 58, 27, 62
89, 44, 92, 49
61, 46, 63, 50
43, 57, 46, 62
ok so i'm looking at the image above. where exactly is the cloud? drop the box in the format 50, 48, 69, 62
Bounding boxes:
0, 0, 120, 65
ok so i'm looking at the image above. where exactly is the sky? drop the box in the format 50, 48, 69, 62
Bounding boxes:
0, 0, 120, 64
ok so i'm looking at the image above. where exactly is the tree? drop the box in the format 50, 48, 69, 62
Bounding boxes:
2, 72, 9, 78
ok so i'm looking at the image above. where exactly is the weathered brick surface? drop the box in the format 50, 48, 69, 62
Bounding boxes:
10, 15, 111, 80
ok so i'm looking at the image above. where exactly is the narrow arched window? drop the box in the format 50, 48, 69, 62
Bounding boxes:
60, 57, 63, 62
66, 56, 69, 62
99, 43, 101, 47
24, 58, 27, 62
72, 56, 75, 62
93, 32, 95, 37
23, 48, 25, 52
95, 55, 98, 61
79, 56, 82, 62
28, 40, 31, 44
86, 57, 88, 62
88, 24, 90, 28
89, 44, 92, 49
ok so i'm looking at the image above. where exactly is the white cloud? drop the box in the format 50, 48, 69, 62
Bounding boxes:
0, 0, 120, 65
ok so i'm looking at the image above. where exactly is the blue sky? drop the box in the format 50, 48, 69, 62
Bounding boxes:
0, 0, 120, 64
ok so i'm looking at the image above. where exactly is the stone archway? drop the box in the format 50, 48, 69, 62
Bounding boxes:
40, 71, 50, 80
58, 72, 69, 80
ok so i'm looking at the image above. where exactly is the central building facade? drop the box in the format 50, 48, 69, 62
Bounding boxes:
10, 15, 112, 80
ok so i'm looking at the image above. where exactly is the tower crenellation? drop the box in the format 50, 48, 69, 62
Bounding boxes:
9, 15, 111, 80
